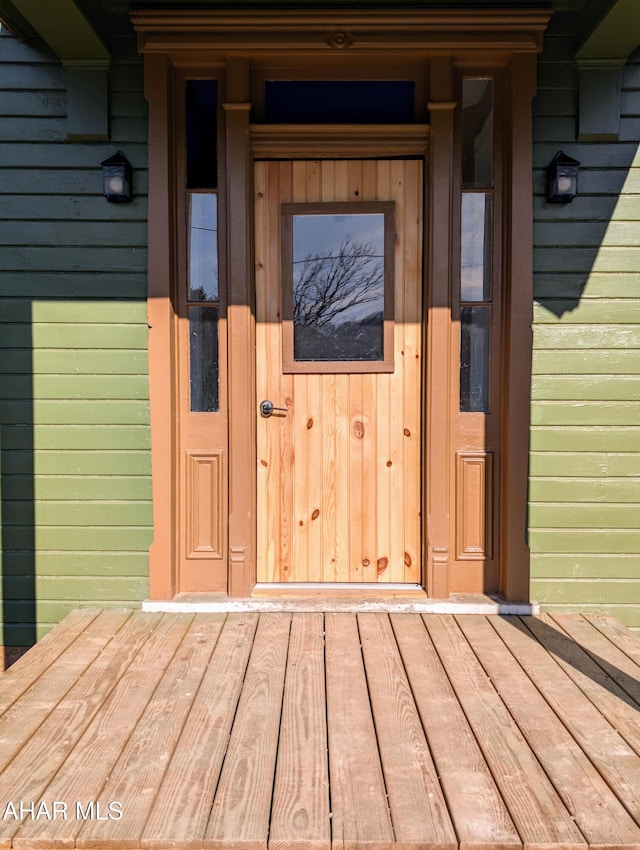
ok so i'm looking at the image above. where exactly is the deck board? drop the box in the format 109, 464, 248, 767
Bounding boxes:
0, 609, 102, 718
269, 613, 330, 850
423, 614, 587, 850
585, 613, 640, 668
458, 615, 640, 850
390, 614, 521, 850
549, 613, 640, 708
1, 609, 640, 850
0, 609, 134, 796
141, 614, 258, 850
491, 615, 640, 825
0, 611, 161, 848
358, 614, 456, 850
325, 613, 394, 850
205, 613, 291, 849
77, 614, 227, 849
12, 613, 193, 850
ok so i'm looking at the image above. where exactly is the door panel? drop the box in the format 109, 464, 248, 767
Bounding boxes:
255, 159, 423, 584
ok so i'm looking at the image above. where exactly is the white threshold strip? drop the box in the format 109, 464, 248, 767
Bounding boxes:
143, 584, 539, 615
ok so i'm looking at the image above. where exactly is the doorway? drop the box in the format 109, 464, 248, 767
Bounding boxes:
255, 159, 423, 585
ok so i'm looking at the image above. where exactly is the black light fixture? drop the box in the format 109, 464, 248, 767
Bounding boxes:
546, 151, 580, 204
101, 150, 133, 203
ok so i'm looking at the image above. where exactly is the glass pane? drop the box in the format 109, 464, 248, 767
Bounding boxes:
462, 78, 493, 189
461, 193, 492, 302
460, 305, 490, 413
265, 80, 415, 124
186, 80, 217, 189
189, 306, 219, 412
189, 194, 218, 302
292, 213, 385, 361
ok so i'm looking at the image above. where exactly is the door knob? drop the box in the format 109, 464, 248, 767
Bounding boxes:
260, 399, 288, 417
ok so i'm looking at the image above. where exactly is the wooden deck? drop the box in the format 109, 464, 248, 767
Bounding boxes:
1, 609, 640, 850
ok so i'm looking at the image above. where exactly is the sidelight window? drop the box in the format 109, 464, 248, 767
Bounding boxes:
460, 77, 494, 413
186, 80, 220, 412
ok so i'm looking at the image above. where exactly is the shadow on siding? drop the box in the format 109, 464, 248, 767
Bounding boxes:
533, 42, 640, 317
0, 302, 37, 664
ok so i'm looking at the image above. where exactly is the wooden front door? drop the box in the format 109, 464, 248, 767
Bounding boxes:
255, 159, 423, 584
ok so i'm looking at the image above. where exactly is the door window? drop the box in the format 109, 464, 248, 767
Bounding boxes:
281, 202, 395, 372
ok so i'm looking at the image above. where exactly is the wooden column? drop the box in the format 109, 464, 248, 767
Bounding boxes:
500, 52, 537, 602
425, 57, 455, 599
145, 53, 178, 600
224, 58, 255, 597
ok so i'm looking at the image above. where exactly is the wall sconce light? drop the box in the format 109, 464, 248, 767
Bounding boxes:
101, 151, 133, 203
546, 151, 580, 204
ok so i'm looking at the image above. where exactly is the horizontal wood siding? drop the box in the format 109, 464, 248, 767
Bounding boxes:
0, 25, 151, 646
531, 19, 640, 632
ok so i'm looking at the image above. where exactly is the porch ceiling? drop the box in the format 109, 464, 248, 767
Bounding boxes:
0, 0, 109, 62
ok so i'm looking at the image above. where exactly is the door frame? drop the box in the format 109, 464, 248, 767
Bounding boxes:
133, 7, 550, 601
254, 156, 425, 588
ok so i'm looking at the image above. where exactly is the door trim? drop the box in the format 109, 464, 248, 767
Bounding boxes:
250, 124, 429, 159
135, 9, 549, 602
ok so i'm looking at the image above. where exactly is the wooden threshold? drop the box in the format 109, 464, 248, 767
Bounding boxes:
252, 581, 428, 597
1, 609, 640, 850
143, 591, 539, 614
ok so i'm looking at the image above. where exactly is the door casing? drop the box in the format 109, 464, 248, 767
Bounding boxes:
133, 8, 550, 602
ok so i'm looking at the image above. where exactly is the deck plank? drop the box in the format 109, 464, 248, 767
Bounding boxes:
205, 613, 291, 850
1, 610, 639, 850
422, 614, 587, 850
269, 613, 330, 850
458, 615, 640, 850
13, 613, 194, 850
76, 614, 228, 849
491, 615, 640, 826
358, 614, 456, 850
585, 614, 640, 668
325, 612, 394, 850
390, 614, 521, 850
550, 614, 640, 707
0, 608, 102, 716
141, 614, 259, 850
0, 609, 133, 792
0, 611, 163, 848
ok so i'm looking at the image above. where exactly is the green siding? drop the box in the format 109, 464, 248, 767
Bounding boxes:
0, 25, 151, 647
531, 19, 640, 632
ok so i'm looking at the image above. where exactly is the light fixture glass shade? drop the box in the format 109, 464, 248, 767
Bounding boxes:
546, 151, 579, 204
101, 151, 133, 202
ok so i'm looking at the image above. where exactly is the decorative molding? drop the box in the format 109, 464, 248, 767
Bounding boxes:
427, 101, 457, 111
429, 547, 450, 599
131, 9, 551, 55
251, 124, 429, 159
230, 547, 247, 569
456, 452, 493, 561
186, 452, 224, 560
326, 31, 354, 50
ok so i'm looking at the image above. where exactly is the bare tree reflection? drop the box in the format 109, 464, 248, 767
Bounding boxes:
293, 236, 384, 360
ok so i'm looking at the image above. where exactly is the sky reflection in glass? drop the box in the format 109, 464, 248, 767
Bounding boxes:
291, 213, 386, 361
